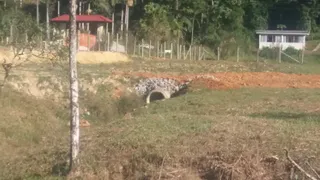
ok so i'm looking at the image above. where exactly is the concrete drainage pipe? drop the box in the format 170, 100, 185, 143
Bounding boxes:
146, 89, 171, 104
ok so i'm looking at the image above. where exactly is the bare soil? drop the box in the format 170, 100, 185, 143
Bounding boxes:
115, 71, 320, 90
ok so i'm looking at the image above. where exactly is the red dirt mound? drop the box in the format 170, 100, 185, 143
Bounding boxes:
113, 71, 320, 90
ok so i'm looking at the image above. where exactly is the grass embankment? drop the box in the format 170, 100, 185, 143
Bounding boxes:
1, 85, 320, 179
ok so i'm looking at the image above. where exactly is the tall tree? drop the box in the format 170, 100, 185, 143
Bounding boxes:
69, 0, 80, 171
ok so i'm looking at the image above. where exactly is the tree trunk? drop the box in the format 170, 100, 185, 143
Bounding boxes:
57, 0, 60, 16
175, 0, 179, 10
36, 0, 39, 25
46, 0, 50, 41
69, 0, 80, 170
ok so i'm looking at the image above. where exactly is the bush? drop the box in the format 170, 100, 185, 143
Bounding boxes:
81, 90, 144, 122
259, 47, 302, 63
259, 47, 279, 60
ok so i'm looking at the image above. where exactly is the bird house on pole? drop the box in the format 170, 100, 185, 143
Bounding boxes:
127, 0, 133, 7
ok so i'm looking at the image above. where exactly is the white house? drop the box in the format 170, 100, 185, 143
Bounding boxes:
256, 30, 310, 50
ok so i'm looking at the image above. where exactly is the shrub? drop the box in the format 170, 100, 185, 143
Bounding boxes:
259, 47, 278, 60
81, 91, 144, 122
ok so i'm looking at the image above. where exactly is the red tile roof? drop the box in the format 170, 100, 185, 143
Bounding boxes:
50, 14, 112, 23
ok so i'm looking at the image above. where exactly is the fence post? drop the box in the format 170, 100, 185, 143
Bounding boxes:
98, 38, 101, 51
77, 30, 80, 51
170, 43, 173, 59
87, 32, 90, 51
179, 45, 182, 60
157, 41, 159, 58
160, 44, 163, 58
149, 40, 151, 58
104, 34, 107, 51
125, 32, 128, 53
217, 47, 220, 61
256, 49, 259, 62
107, 32, 110, 51
164, 42, 166, 59
142, 39, 144, 58
176, 43, 179, 59
301, 47, 305, 64
183, 45, 186, 60
202, 46, 205, 60
133, 37, 136, 55
278, 46, 281, 63
116, 33, 119, 52
198, 45, 201, 60
190, 45, 192, 60
236, 47, 240, 62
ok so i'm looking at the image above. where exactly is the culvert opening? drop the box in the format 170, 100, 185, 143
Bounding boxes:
149, 92, 165, 102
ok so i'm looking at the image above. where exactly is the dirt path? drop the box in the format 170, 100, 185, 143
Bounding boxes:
114, 71, 320, 89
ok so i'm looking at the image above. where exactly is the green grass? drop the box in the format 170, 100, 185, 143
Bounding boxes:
1, 86, 320, 179
2, 57, 320, 179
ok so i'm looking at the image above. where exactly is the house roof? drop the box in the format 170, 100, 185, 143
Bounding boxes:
50, 14, 112, 23
256, 30, 310, 36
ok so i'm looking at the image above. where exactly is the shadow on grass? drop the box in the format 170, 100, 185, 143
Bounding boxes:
249, 112, 320, 122
51, 161, 69, 177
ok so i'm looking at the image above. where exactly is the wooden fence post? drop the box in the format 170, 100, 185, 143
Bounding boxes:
133, 37, 136, 55
217, 47, 220, 61
142, 39, 144, 58
125, 32, 128, 53
98, 38, 101, 51
256, 49, 259, 62
107, 32, 110, 51
177, 43, 179, 59
87, 32, 90, 51
170, 43, 173, 59
198, 45, 201, 60
149, 40, 151, 58
301, 48, 305, 64
183, 45, 186, 60
116, 33, 119, 52
164, 42, 166, 59
278, 46, 281, 63
179, 44, 182, 60
157, 41, 159, 57
237, 47, 240, 62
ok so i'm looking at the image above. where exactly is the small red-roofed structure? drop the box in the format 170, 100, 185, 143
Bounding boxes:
50, 14, 112, 23
51, 14, 112, 51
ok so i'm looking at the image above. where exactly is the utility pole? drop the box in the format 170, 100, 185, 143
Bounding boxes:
69, 0, 80, 170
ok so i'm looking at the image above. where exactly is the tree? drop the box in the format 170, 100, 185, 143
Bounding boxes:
69, 0, 80, 172
0, 8, 67, 91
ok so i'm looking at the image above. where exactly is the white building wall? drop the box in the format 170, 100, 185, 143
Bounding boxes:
259, 42, 305, 50
258, 35, 306, 50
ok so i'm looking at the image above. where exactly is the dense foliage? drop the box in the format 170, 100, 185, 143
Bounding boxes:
1, 0, 320, 49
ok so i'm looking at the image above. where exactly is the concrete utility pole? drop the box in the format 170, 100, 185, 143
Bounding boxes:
69, 0, 80, 170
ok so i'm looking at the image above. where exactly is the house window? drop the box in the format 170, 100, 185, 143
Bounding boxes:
285, 35, 302, 43
275, 35, 281, 42
260, 35, 267, 42
267, 35, 274, 42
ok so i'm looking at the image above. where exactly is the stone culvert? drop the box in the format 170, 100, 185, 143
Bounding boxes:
134, 78, 188, 104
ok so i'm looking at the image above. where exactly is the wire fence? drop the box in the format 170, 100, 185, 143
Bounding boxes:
0, 31, 310, 64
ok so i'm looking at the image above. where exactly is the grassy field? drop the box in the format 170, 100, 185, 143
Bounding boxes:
1, 57, 320, 179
